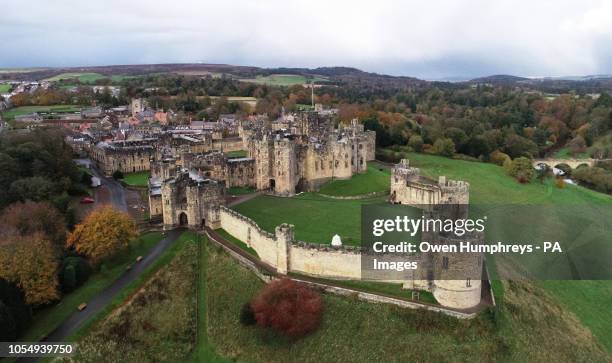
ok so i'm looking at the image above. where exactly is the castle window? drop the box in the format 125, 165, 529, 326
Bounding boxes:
466, 278, 471, 287
442, 256, 449, 270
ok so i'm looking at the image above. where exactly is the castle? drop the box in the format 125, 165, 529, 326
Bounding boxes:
144, 109, 483, 311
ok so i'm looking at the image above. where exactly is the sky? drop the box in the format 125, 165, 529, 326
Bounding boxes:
1, 0, 612, 79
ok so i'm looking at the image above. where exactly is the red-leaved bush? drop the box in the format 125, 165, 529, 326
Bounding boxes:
251, 278, 323, 338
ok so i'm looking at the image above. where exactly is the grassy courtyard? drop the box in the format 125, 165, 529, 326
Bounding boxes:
318, 164, 390, 196
226, 150, 248, 158
232, 193, 385, 245
202, 241, 609, 362
121, 171, 150, 187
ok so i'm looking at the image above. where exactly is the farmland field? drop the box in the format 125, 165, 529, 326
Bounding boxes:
0, 104, 82, 120
44, 72, 107, 83
239, 74, 328, 86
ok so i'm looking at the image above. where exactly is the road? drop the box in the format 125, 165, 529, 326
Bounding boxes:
87, 162, 128, 212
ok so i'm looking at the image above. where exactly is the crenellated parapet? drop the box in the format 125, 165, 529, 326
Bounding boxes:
390, 159, 470, 206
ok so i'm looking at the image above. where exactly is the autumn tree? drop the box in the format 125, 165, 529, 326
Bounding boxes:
505, 157, 535, 183
0, 233, 60, 305
251, 278, 323, 338
432, 138, 456, 157
66, 205, 138, 265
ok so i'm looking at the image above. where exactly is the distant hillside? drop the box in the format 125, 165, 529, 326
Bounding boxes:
469, 74, 530, 83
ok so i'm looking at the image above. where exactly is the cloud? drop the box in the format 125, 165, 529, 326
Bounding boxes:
1, 0, 612, 78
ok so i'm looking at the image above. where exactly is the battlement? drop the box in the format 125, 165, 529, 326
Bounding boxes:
391, 159, 470, 205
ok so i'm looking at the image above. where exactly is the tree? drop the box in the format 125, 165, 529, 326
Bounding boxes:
0, 279, 31, 336
0, 301, 16, 341
251, 278, 323, 338
504, 134, 538, 158
432, 138, 455, 157
8, 177, 56, 203
66, 206, 138, 265
567, 135, 587, 155
0, 201, 66, 248
505, 157, 535, 183
490, 150, 511, 166
408, 135, 424, 152
0, 233, 60, 305
112, 170, 124, 180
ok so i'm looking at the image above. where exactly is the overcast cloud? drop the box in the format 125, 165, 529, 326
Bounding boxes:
1, 0, 612, 79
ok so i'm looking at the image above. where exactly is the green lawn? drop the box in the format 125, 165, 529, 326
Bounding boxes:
228, 186, 256, 195
226, 150, 248, 158
121, 171, 150, 187
19, 232, 164, 342
239, 74, 328, 86
0, 84, 11, 93
318, 164, 390, 196
540, 281, 612, 352
202, 241, 609, 362
0, 105, 82, 120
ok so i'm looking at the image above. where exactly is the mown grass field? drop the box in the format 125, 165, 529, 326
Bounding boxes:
203, 241, 610, 362
18, 232, 164, 342
121, 171, 150, 187
62, 235, 198, 362
0, 104, 82, 120
0, 84, 11, 93
239, 74, 328, 86
318, 164, 390, 196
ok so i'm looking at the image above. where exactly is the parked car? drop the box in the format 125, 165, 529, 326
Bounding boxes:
80, 196, 95, 204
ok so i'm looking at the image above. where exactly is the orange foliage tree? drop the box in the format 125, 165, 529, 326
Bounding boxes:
66, 205, 137, 265
0, 233, 60, 305
251, 278, 323, 338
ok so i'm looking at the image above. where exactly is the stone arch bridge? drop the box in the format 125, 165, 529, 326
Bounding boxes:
533, 158, 607, 169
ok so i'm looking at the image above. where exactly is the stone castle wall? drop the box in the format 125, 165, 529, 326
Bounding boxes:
216, 207, 481, 310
